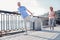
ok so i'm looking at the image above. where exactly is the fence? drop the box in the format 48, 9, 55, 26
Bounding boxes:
0, 10, 25, 37
0, 10, 49, 37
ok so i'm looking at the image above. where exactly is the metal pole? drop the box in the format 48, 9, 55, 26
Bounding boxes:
17, 15, 20, 30
3, 14, 5, 31
0, 14, 3, 37
5, 13, 9, 34
18, 15, 20, 30
18, 15, 21, 30
9, 14, 13, 31
15, 15, 17, 30
6, 14, 9, 31
8, 14, 9, 31
10, 14, 13, 31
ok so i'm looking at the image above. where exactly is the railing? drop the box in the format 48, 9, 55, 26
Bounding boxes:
0, 10, 49, 37
0, 10, 26, 37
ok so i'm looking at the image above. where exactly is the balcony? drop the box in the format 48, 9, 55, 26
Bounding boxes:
0, 10, 26, 37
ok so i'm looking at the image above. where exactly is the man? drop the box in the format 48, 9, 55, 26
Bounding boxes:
17, 2, 33, 34
48, 6, 56, 30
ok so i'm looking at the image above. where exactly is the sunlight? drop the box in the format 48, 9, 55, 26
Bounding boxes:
0, 0, 48, 16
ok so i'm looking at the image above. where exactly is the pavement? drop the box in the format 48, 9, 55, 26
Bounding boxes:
0, 25, 60, 40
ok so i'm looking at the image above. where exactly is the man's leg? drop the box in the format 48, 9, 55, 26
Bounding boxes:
24, 16, 31, 34
24, 20, 28, 35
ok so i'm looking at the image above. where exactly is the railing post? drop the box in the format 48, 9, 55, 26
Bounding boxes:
0, 14, 3, 37
11, 14, 13, 31
4, 13, 9, 34
16, 15, 18, 30
15, 15, 17, 30
0, 10, 26, 36
18, 15, 21, 30
13, 14, 17, 31
6, 14, 9, 31
3, 14, 5, 32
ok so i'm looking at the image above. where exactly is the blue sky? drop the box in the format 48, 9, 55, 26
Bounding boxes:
0, 0, 60, 16
37, 0, 60, 11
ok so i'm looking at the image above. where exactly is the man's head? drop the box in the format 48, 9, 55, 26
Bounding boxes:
17, 2, 21, 7
50, 6, 53, 11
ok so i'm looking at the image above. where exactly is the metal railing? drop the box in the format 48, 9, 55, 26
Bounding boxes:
0, 10, 25, 37
0, 10, 49, 37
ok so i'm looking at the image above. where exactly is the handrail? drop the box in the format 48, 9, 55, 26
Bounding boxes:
0, 10, 20, 15
0, 10, 22, 37
0, 10, 48, 37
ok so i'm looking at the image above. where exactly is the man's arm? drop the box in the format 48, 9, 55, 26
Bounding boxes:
27, 9, 33, 16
